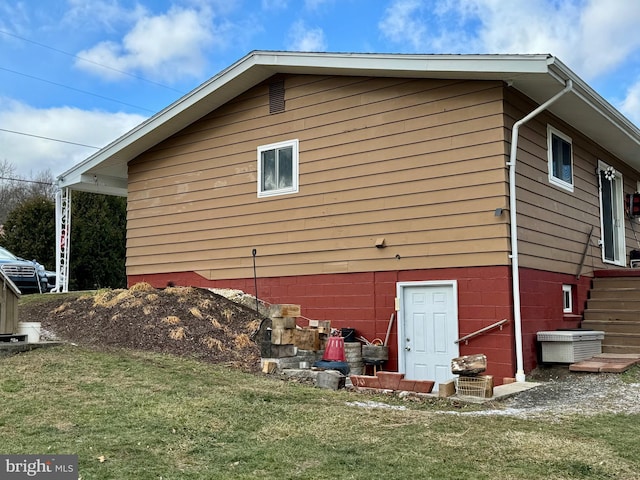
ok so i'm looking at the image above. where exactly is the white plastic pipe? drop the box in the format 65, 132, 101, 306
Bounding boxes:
508, 79, 573, 382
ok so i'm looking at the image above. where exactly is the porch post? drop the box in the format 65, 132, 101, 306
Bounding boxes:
54, 187, 72, 293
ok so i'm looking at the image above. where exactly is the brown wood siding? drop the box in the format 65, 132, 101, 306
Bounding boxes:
127, 76, 510, 279
506, 88, 640, 276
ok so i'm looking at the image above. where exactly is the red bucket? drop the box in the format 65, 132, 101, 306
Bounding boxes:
322, 336, 345, 361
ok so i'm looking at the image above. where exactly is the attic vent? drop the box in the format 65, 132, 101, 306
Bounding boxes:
269, 80, 285, 114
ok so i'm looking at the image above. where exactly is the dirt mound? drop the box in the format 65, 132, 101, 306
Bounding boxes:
19, 284, 265, 371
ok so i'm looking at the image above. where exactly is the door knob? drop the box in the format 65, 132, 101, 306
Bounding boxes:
405, 346, 411, 351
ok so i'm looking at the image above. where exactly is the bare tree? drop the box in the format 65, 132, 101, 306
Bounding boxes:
0, 160, 55, 224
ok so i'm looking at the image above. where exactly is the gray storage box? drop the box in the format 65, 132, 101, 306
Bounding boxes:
537, 330, 604, 363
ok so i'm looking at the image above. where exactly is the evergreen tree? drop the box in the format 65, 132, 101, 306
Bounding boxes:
2, 196, 56, 269
1, 190, 127, 291
69, 191, 127, 290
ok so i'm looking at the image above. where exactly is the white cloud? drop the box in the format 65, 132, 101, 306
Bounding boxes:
458, 0, 640, 79
620, 80, 640, 127
378, 0, 640, 80
378, 0, 427, 51
63, 0, 147, 32
287, 20, 327, 51
304, 0, 334, 9
262, 0, 288, 9
576, 1, 640, 77
0, 98, 145, 178
0, 1, 30, 34
75, 6, 220, 82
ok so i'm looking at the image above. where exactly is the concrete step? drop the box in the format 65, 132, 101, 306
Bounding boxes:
582, 320, 640, 334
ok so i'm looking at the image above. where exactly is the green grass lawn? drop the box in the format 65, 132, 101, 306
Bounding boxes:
1, 346, 639, 479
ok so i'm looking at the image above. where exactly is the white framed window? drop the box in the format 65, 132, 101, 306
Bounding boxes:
257, 139, 299, 198
562, 284, 573, 313
547, 125, 574, 192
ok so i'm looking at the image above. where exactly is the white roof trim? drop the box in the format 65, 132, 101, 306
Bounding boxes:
57, 50, 640, 195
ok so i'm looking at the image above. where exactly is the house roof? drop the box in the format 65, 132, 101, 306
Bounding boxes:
57, 50, 640, 197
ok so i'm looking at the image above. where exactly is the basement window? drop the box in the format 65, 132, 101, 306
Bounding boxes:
257, 139, 299, 197
562, 284, 573, 313
547, 125, 574, 192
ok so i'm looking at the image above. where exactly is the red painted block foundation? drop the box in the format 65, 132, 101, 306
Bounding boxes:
130, 265, 590, 382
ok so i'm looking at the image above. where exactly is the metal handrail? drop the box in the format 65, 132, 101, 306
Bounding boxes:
576, 225, 594, 279
454, 318, 508, 345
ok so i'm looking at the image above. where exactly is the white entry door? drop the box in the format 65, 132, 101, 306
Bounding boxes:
598, 161, 626, 266
397, 281, 459, 391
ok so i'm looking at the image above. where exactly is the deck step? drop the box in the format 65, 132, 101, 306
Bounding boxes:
589, 288, 640, 300
586, 299, 640, 310
593, 277, 640, 288
583, 310, 640, 321
582, 320, 640, 334
583, 275, 640, 355
602, 333, 640, 347
602, 345, 640, 355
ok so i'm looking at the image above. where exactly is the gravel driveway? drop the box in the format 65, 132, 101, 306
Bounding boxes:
461, 367, 640, 419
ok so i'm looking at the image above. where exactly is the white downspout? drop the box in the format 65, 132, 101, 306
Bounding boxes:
508, 79, 573, 382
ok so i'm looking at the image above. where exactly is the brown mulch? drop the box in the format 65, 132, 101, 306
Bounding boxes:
18, 284, 265, 371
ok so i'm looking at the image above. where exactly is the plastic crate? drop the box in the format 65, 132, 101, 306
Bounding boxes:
537, 330, 604, 363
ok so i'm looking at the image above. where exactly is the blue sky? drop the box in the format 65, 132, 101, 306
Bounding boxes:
2, 0, 640, 179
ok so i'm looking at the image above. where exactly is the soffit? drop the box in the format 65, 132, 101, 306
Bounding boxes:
57, 51, 640, 195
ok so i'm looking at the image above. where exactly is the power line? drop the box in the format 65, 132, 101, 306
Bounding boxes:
0, 66, 156, 113
0, 176, 53, 186
0, 28, 185, 94
0, 128, 100, 149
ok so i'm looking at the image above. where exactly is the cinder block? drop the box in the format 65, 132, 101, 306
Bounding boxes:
317, 370, 345, 390
269, 344, 296, 358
